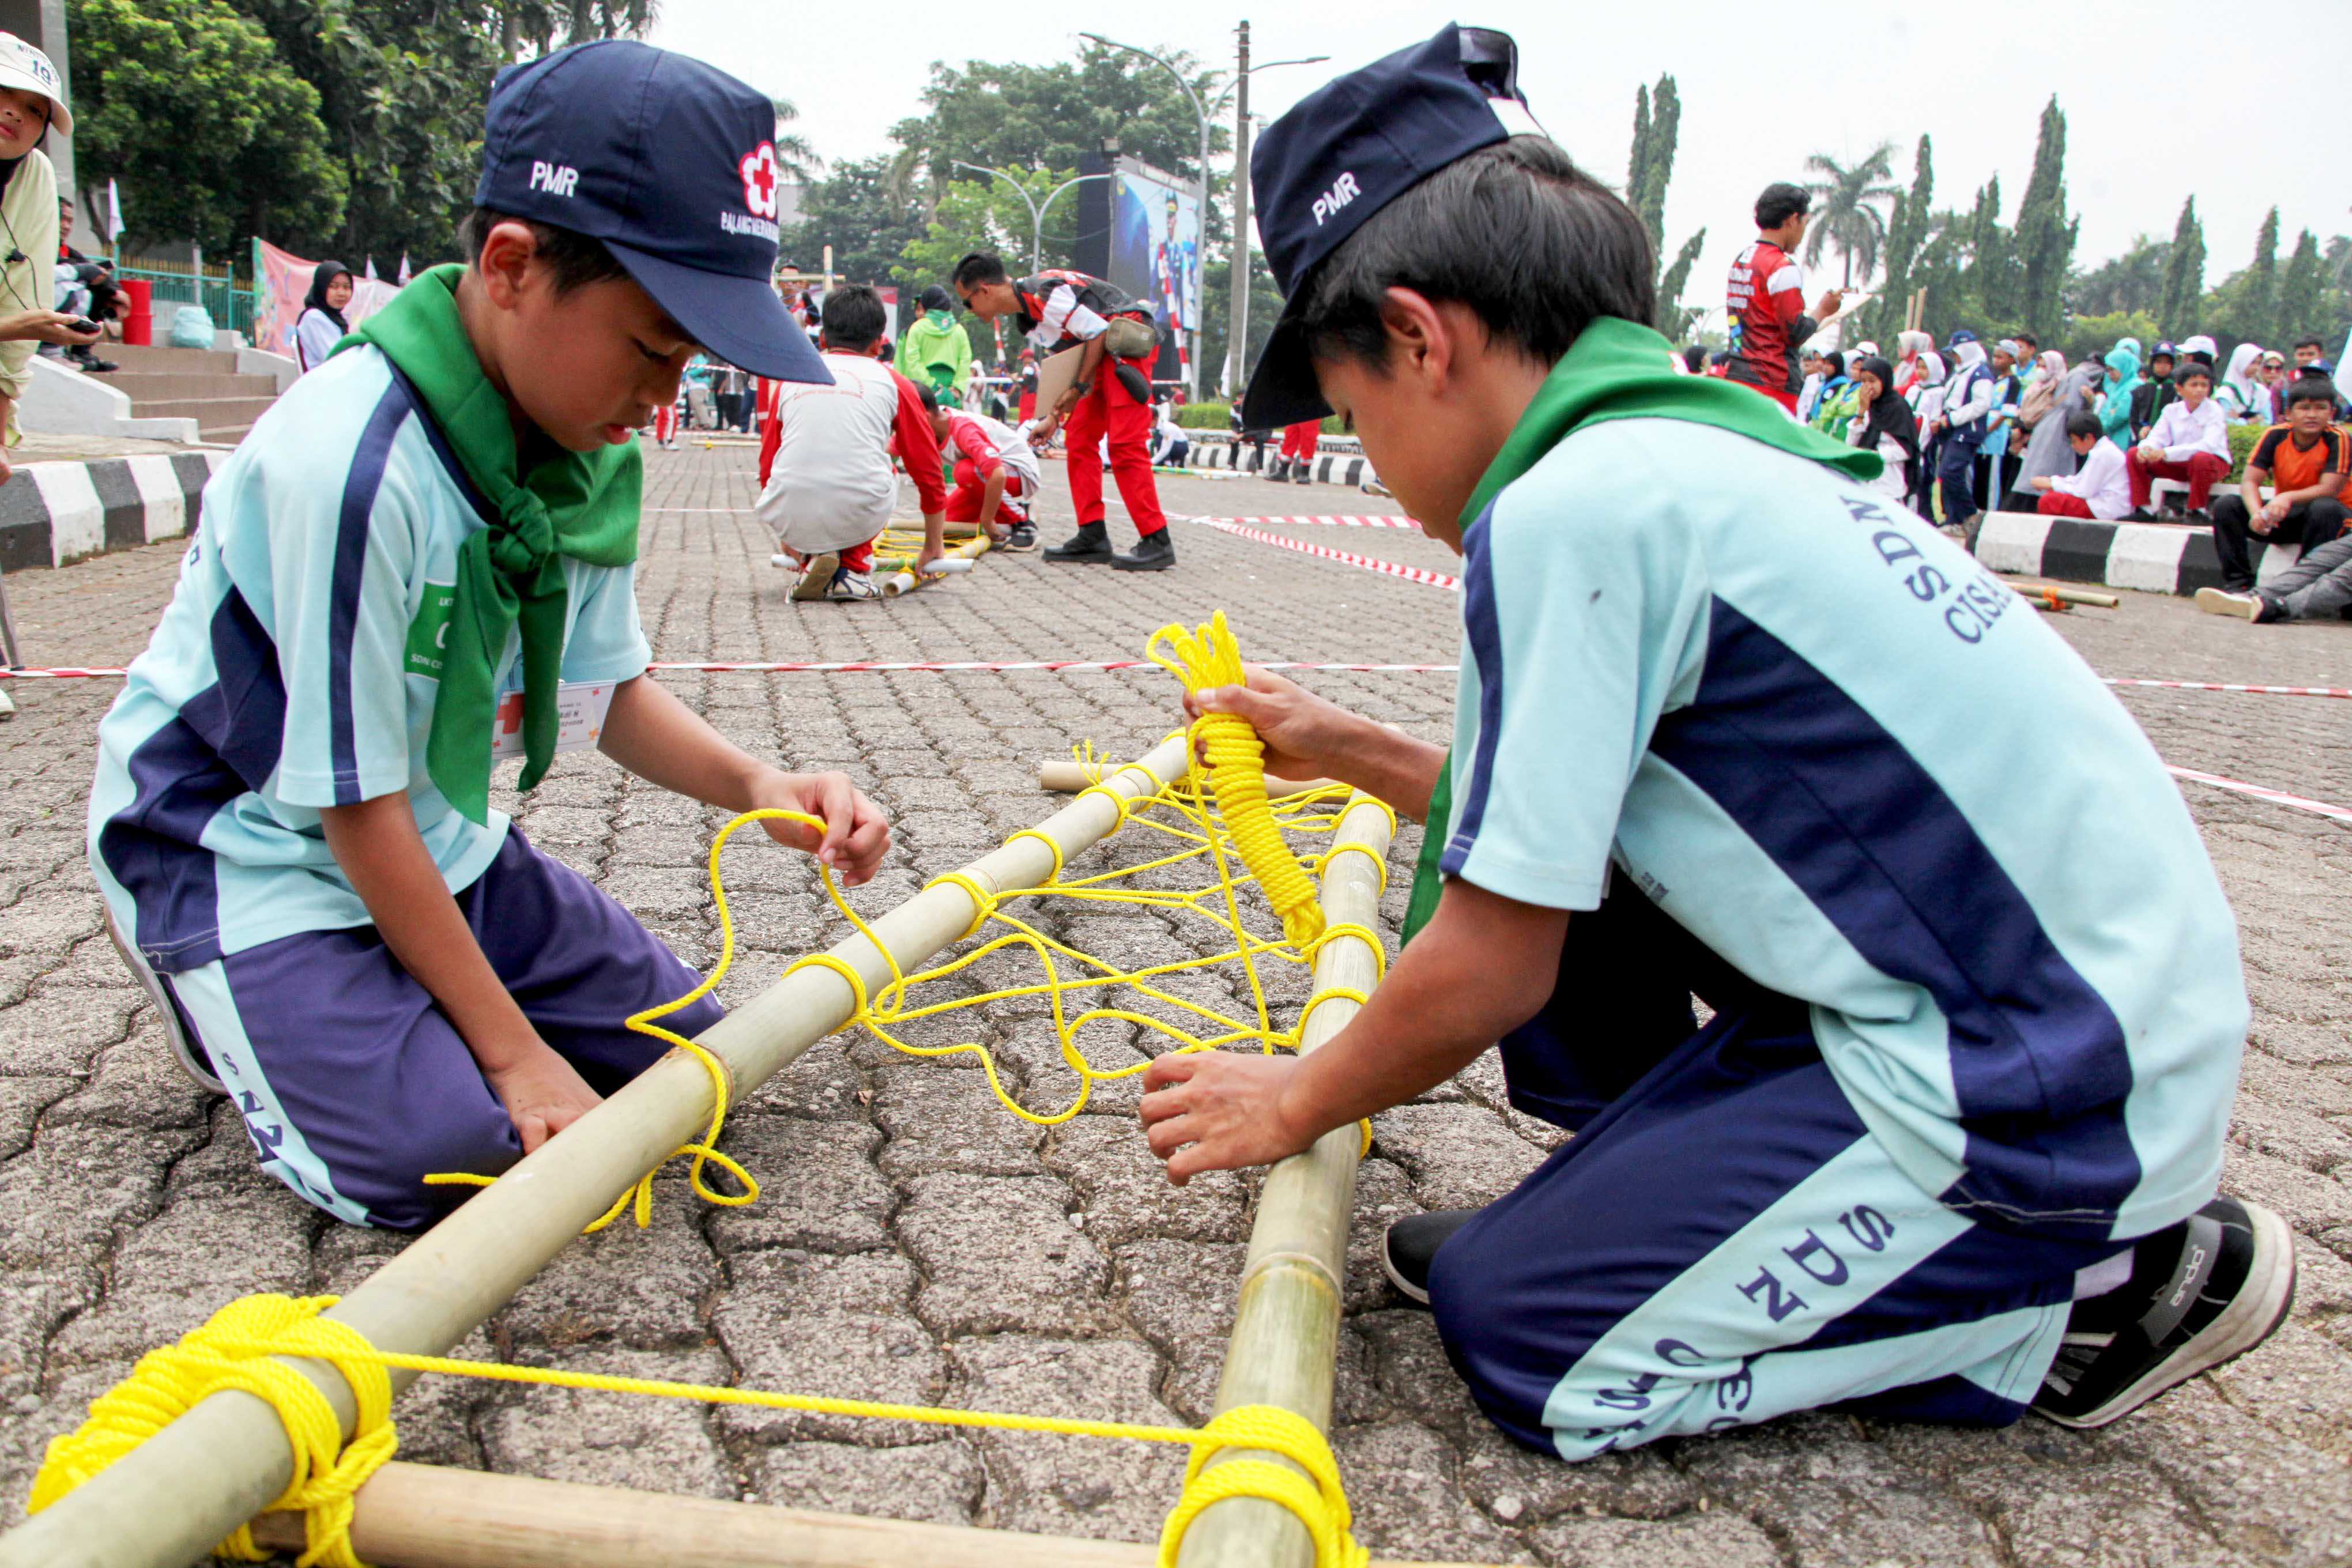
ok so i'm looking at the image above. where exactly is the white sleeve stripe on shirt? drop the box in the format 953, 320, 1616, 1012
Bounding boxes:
1766, 262, 1803, 297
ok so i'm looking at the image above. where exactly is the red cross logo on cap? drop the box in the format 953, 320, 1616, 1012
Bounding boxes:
740, 142, 780, 220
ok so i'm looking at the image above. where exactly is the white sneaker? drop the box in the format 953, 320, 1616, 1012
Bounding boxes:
770, 553, 796, 570
2193, 587, 2261, 620
826, 568, 880, 601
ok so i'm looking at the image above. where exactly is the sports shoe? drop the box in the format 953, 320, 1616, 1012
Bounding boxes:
770, 552, 797, 570
1381, 1209, 1476, 1306
790, 550, 839, 602
2194, 586, 2275, 622
1045, 521, 1114, 563
2033, 1196, 2296, 1430
826, 567, 880, 601
1111, 527, 1175, 571
1004, 522, 1038, 552
104, 906, 224, 1096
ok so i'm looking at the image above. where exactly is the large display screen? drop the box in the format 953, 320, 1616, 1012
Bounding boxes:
1109, 157, 1200, 385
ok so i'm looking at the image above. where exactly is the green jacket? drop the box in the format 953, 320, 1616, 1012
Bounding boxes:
896, 314, 973, 401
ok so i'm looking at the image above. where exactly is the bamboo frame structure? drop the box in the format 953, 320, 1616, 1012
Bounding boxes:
2006, 581, 2120, 609
1038, 758, 1343, 800
880, 533, 992, 598
1179, 793, 1393, 1568
242, 1461, 1498, 1568
0, 736, 1192, 1568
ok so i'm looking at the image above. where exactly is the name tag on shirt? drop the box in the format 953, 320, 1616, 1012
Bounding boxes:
490, 680, 614, 760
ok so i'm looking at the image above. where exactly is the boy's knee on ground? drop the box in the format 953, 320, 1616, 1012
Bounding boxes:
311, 1098, 520, 1231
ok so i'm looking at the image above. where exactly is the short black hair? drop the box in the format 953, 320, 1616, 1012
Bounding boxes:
1294, 138, 1653, 378
2294, 335, 2324, 352
1680, 344, 1707, 374
820, 284, 886, 352
2147, 348, 2176, 365
458, 208, 630, 296
1755, 182, 1811, 229
952, 252, 1009, 290
2174, 362, 2213, 389
2064, 410, 2104, 440
2285, 376, 2339, 409
2013, 330, 2038, 347
914, 381, 940, 413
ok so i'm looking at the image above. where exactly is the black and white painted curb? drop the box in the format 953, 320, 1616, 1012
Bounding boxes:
1177, 434, 1379, 489
1973, 511, 2301, 597
0, 451, 229, 572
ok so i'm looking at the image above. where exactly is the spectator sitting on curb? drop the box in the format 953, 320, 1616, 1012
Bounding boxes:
2207, 378, 2349, 592
2126, 361, 2230, 521
2197, 532, 2352, 624
2031, 411, 2132, 519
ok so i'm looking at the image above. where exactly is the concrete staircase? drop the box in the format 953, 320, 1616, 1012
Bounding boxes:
105, 342, 282, 445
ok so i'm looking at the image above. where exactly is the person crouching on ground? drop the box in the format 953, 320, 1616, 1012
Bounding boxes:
2030, 410, 2132, 519
928, 388, 1039, 551
757, 282, 948, 602
86, 41, 889, 1230
951, 253, 1175, 571
1136, 22, 2288, 1463
2204, 376, 2350, 598
2127, 361, 2231, 521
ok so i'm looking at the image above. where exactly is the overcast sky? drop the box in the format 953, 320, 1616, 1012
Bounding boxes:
650, 1, 2349, 319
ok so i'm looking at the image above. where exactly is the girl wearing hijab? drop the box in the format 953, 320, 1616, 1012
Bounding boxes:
1893, 329, 1931, 398
1907, 351, 1947, 515
2217, 344, 2271, 424
1845, 355, 1919, 503
1808, 350, 1859, 439
2095, 344, 2141, 450
2003, 350, 2072, 509
295, 260, 354, 374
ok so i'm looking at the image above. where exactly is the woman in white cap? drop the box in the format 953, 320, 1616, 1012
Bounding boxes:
0, 32, 105, 484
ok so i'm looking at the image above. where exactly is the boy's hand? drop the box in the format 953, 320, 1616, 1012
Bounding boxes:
485, 1046, 602, 1154
1183, 664, 1371, 781
749, 769, 891, 885
1140, 1050, 1311, 1184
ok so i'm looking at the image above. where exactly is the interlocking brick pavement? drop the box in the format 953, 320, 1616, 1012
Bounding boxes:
2, 442, 2349, 1565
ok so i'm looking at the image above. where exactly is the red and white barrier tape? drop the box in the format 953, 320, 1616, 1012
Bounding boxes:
2166, 767, 2352, 823
1186, 517, 1463, 591
1212, 515, 1423, 529
2108, 679, 2352, 700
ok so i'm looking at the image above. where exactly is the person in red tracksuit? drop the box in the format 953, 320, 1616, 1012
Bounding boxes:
951, 251, 1174, 571
1275, 419, 1321, 484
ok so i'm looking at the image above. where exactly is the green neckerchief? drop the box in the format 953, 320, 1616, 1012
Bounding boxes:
342, 264, 642, 825
1399, 316, 1881, 944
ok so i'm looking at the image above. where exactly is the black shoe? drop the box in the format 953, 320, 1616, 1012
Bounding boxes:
2033, 1196, 2295, 1430
1004, 522, 1038, 552
2125, 507, 2157, 522
2184, 507, 2212, 526
1381, 1209, 1476, 1306
1044, 521, 1114, 563
1110, 527, 1175, 571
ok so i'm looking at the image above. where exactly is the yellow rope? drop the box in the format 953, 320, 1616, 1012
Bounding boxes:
28, 1294, 1367, 1568
1147, 611, 1327, 948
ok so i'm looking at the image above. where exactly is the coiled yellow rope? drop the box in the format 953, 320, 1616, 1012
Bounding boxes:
29, 1294, 1367, 1568
1147, 611, 1327, 948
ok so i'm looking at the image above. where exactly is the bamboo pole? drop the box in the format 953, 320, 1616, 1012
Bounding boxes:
0, 736, 1193, 1568
1177, 794, 1394, 1568
1036, 759, 1344, 800
243, 1461, 1502, 1568
2006, 580, 2120, 609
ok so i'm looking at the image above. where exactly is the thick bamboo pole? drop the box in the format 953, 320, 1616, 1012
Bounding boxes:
880, 534, 992, 598
0, 736, 1192, 1568
1177, 794, 1394, 1568
244, 1461, 1501, 1568
1037, 758, 1343, 800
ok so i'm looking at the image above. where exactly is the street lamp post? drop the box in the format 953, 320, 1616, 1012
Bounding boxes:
1212, 29, 1328, 400
1079, 32, 1210, 401
950, 161, 1107, 275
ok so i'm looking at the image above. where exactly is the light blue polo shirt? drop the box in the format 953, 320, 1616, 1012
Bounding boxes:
1442, 417, 2248, 1243
87, 342, 651, 973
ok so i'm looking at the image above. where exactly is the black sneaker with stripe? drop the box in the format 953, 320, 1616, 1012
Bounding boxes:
1381, 1209, 1476, 1307
2034, 1196, 2296, 1429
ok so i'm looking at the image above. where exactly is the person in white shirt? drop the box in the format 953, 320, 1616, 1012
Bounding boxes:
2126, 361, 2232, 521
2030, 412, 2132, 520
293, 261, 353, 374
1149, 398, 1191, 467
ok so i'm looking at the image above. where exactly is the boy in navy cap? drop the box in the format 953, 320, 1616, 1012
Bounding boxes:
85, 42, 888, 1230
1139, 24, 2287, 1460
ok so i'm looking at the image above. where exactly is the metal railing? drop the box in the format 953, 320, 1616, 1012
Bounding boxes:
112, 254, 258, 338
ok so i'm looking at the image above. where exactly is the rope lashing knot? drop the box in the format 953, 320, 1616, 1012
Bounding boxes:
1147, 612, 1326, 948
28, 1294, 396, 1568
1158, 1404, 1369, 1568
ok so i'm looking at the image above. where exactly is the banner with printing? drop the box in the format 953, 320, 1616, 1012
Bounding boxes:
251, 238, 402, 360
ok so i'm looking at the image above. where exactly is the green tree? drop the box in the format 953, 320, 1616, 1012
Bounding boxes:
68, 0, 346, 256
1656, 228, 1706, 339
1962, 175, 2019, 325
1801, 142, 1900, 288
764, 96, 819, 184
782, 154, 927, 286
2061, 308, 2163, 367
891, 43, 1225, 189
1624, 74, 1679, 243
2243, 206, 2280, 341
2012, 96, 2077, 337
2070, 235, 2168, 319
2158, 197, 2204, 331
2277, 228, 2324, 344
1867, 135, 1932, 341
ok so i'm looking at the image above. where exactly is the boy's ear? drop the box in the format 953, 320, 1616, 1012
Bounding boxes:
1379, 287, 1463, 390
474, 220, 542, 309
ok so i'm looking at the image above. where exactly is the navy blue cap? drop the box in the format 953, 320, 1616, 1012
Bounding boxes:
1946, 328, 1980, 348
477, 40, 828, 386
1241, 24, 1544, 428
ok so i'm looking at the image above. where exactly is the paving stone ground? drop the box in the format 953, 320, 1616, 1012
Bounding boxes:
2, 440, 2349, 1566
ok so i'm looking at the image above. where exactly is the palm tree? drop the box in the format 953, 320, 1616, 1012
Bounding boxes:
769, 97, 821, 185
1802, 144, 1904, 289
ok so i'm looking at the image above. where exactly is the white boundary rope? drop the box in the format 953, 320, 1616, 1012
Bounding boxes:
1183, 517, 1463, 591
